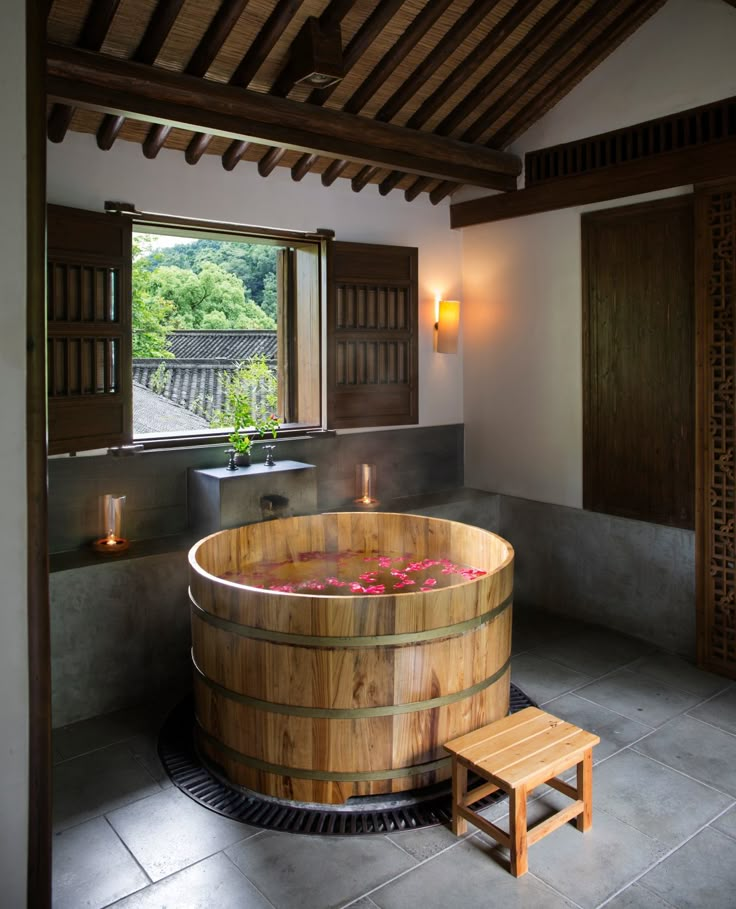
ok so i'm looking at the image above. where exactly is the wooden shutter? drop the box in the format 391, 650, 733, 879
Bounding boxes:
47, 205, 132, 454
326, 241, 418, 429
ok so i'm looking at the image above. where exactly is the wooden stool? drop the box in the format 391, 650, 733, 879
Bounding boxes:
445, 706, 600, 877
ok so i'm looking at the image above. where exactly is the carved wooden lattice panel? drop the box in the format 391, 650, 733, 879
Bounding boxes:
697, 183, 736, 677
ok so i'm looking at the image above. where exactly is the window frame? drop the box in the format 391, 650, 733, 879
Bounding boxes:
124, 209, 329, 451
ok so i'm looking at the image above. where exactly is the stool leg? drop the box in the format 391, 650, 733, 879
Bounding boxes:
452, 760, 468, 836
509, 785, 528, 877
576, 749, 593, 832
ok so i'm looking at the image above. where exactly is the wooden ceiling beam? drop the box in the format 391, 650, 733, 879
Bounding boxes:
97, 0, 185, 150
491, 0, 666, 149
375, 0, 504, 126
47, 0, 121, 143
322, 159, 349, 186
144, 0, 249, 160
378, 0, 539, 197
291, 154, 317, 181
351, 165, 380, 192
258, 146, 287, 176
402, 0, 580, 201
290, 0, 406, 180
248, 0, 346, 174
431, 0, 663, 203
450, 136, 736, 227
47, 44, 522, 188
230, 0, 306, 89
319, 0, 456, 184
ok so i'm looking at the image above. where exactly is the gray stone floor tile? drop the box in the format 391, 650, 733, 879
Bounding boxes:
107, 853, 275, 909
542, 692, 653, 761
527, 627, 653, 678
53, 702, 163, 762
369, 837, 576, 909
511, 610, 579, 655
226, 829, 416, 909
688, 685, 736, 735
386, 824, 468, 861
627, 653, 730, 698
712, 803, 736, 841
511, 653, 593, 706
345, 899, 382, 909
591, 750, 734, 845
575, 669, 703, 727
513, 807, 668, 908
53, 742, 162, 832
127, 732, 173, 789
633, 714, 736, 797
640, 827, 736, 909
52, 815, 148, 909
603, 882, 679, 909
107, 788, 258, 882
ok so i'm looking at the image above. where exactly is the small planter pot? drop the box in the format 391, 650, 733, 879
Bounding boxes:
226, 448, 251, 470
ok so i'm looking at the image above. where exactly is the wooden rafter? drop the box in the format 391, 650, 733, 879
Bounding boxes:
321, 0, 456, 187
213, 0, 309, 171
251, 0, 354, 178
97, 0, 185, 151
378, 0, 539, 197
47, 45, 522, 188
287, 0, 406, 181
143, 0, 250, 160
431, 0, 665, 205
47, 0, 121, 143
404, 0, 597, 202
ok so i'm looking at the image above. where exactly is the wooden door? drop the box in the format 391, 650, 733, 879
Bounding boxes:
582, 197, 695, 529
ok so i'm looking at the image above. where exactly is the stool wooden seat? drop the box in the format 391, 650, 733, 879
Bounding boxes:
445, 706, 600, 877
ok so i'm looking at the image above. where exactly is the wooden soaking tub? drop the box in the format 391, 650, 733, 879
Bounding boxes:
188, 512, 514, 804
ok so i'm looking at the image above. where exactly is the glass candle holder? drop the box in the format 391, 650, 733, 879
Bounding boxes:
354, 463, 378, 507
93, 494, 129, 553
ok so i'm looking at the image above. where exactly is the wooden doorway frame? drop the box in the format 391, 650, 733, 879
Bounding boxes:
27, 0, 51, 905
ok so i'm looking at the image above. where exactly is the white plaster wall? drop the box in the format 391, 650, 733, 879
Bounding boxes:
0, 0, 29, 903
463, 0, 736, 506
47, 135, 463, 429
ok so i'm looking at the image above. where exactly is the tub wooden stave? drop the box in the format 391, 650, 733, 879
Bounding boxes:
189, 512, 514, 804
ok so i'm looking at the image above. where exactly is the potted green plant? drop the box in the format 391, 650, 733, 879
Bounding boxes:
224, 387, 253, 468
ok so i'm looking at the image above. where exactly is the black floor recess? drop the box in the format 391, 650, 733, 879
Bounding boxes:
158, 684, 535, 836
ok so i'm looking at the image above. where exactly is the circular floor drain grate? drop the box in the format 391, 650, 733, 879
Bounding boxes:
158, 684, 536, 836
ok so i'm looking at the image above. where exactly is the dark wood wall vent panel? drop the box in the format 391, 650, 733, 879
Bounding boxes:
526, 96, 736, 187
327, 242, 418, 430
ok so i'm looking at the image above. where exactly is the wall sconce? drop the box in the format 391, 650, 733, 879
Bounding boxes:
434, 299, 461, 353
354, 463, 379, 509
93, 494, 129, 554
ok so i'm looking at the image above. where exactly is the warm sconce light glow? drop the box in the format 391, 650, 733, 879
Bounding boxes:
434, 300, 461, 354
354, 463, 379, 508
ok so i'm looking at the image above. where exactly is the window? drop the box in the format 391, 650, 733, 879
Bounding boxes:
130, 227, 309, 441
47, 206, 418, 454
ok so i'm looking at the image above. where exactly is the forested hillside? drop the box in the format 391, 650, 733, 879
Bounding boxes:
132, 236, 279, 357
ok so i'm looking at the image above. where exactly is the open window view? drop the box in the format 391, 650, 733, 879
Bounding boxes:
132, 230, 282, 441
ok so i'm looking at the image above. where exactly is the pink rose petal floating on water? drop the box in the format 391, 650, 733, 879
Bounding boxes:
364, 584, 385, 595
422, 577, 437, 587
